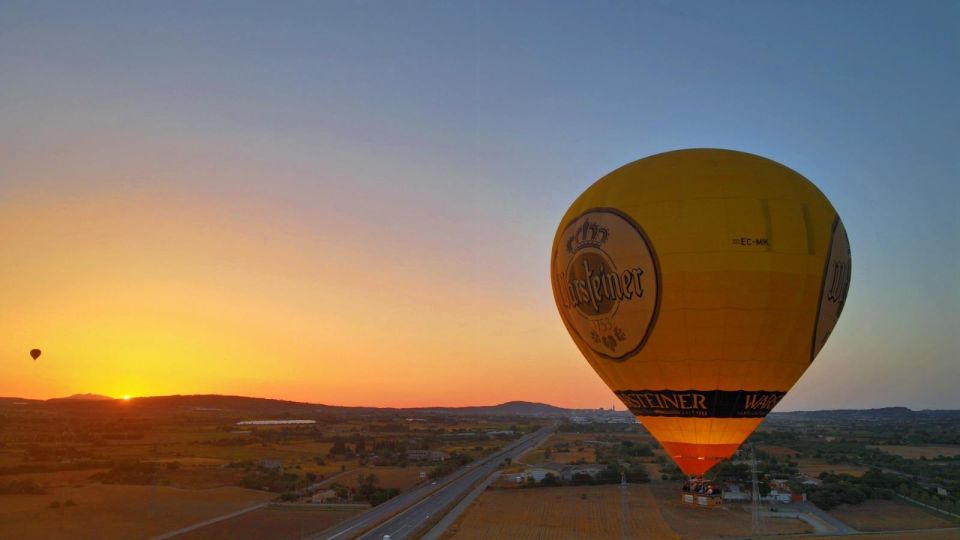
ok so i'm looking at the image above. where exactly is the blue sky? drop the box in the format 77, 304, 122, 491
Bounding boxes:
1, 1, 957, 409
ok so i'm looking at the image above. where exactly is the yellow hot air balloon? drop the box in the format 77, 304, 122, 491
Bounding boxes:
551, 149, 851, 477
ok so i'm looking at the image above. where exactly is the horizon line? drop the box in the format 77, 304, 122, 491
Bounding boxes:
1, 392, 953, 413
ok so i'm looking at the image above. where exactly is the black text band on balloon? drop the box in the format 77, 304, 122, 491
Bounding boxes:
614, 389, 787, 418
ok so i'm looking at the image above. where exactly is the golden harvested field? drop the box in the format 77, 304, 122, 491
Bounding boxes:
336, 466, 431, 491
145, 457, 229, 466
871, 445, 960, 459
828, 499, 956, 531
0, 484, 271, 540
162, 466, 247, 489
177, 505, 363, 539
3, 468, 108, 487
0, 451, 24, 467
650, 482, 811, 539
445, 484, 678, 539
797, 458, 867, 478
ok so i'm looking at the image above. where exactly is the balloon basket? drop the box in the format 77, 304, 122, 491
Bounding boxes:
680, 477, 723, 508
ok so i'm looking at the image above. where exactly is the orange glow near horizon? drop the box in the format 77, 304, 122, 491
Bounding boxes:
0, 186, 613, 408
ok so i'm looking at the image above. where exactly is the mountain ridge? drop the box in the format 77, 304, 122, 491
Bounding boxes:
1, 394, 955, 415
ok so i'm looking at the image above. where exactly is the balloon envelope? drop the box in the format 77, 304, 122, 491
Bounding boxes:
30, 349, 41, 360
551, 149, 851, 475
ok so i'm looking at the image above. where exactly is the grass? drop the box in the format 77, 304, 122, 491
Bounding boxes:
756, 444, 800, 458
829, 499, 956, 531
796, 458, 868, 478
870, 445, 960, 459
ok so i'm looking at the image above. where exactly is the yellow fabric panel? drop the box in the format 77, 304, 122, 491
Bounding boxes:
551, 149, 851, 475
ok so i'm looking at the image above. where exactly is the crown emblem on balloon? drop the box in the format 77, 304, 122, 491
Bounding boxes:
566, 219, 609, 253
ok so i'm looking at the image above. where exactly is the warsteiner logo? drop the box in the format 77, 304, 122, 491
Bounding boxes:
552, 208, 660, 361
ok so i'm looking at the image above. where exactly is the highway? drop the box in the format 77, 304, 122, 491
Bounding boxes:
312, 424, 555, 540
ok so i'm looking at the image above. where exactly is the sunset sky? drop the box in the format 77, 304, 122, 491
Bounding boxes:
2, 2, 957, 409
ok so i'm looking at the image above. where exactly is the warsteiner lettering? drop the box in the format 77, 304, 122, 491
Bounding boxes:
552, 209, 660, 361
743, 393, 781, 410
615, 389, 787, 418
559, 258, 645, 314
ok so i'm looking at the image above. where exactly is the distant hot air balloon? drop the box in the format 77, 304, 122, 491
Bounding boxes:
30, 349, 41, 361
551, 149, 851, 477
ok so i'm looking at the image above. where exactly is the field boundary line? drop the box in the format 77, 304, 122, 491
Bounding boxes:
896, 494, 960, 520
149, 501, 269, 539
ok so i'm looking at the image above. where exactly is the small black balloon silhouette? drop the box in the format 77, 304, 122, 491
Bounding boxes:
30, 349, 41, 360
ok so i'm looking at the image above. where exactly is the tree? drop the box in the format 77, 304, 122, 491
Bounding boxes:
540, 473, 560, 487
330, 438, 348, 456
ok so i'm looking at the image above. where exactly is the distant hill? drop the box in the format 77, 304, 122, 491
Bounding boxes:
409, 401, 571, 417
769, 407, 960, 422
6, 394, 954, 420
2, 394, 574, 418
54, 393, 115, 401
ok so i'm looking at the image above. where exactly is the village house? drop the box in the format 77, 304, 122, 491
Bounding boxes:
721, 484, 751, 502
258, 459, 282, 471
523, 463, 607, 483
310, 489, 337, 503
406, 449, 449, 462
561, 464, 606, 482
525, 462, 567, 482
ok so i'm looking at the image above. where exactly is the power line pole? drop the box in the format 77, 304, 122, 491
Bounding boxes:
619, 470, 630, 540
751, 444, 763, 536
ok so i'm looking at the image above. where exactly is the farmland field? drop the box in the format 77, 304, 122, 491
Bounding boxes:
445, 484, 678, 539
870, 445, 960, 459
797, 458, 868, 478
828, 499, 957, 531
2, 468, 109, 487
551, 447, 596, 463
0, 484, 271, 540
757, 444, 800, 458
177, 504, 363, 539
335, 466, 432, 491
649, 482, 811, 539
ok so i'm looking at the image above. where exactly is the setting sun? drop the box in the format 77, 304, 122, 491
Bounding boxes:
123, 395, 130, 401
